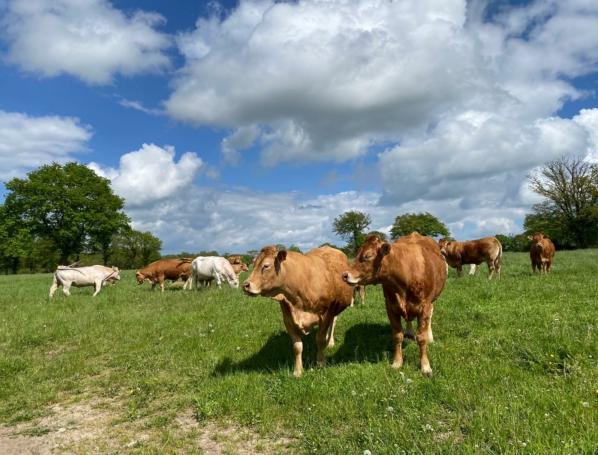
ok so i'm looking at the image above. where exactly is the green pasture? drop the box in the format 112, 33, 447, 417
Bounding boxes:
1, 251, 597, 454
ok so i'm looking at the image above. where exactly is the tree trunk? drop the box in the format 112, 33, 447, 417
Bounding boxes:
60, 251, 70, 266
11, 257, 19, 275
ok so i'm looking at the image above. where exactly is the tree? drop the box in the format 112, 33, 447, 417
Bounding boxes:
3, 162, 128, 265
390, 212, 450, 240
0, 205, 32, 274
332, 211, 371, 255
137, 231, 162, 267
288, 244, 303, 253
525, 156, 598, 248
495, 234, 530, 252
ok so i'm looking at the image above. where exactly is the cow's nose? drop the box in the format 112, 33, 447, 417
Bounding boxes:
243, 281, 250, 290
342, 272, 349, 282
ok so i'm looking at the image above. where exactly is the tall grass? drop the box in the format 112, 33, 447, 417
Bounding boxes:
1, 250, 597, 453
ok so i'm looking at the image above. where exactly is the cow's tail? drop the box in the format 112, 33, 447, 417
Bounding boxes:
493, 237, 503, 272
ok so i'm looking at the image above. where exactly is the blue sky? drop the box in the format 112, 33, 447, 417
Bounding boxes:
1, 0, 597, 254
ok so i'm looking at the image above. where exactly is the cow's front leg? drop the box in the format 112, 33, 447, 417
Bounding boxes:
92, 280, 102, 297
417, 303, 433, 377
151, 281, 157, 291
213, 273, 222, 289
384, 288, 404, 369
456, 262, 463, 278
326, 316, 338, 347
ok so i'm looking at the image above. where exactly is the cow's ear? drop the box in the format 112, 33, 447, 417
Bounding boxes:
380, 243, 392, 256
527, 235, 533, 240
447, 241, 452, 246
135, 271, 140, 276
277, 250, 287, 262
543, 235, 549, 239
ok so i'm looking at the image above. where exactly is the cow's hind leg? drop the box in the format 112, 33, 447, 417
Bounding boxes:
427, 304, 434, 343
62, 281, 72, 297
487, 260, 495, 280
49, 277, 60, 298
416, 303, 433, 377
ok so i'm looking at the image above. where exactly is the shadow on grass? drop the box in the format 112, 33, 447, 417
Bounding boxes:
212, 323, 398, 376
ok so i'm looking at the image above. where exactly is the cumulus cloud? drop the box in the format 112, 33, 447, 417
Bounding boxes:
0, 110, 92, 181
88, 144, 204, 207
0, 0, 172, 84
220, 125, 260, 165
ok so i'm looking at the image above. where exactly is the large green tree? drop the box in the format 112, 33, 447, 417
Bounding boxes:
525, 156, 598, 249
0, 205, 33, 274
3, 162, 129, 265
390, 212, 450, 240
332, 211, 371, 255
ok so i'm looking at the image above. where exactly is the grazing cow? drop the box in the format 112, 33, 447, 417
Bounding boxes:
243, 246, 354, 377
135, 258, 192, 292
49, 265, 120, 297
528, 232, 555, 274
438, 237, 502, 280
187, 256, 239, 290
227, 255, 243, 265
231, 262, 249, 275
342, 233, 447, 377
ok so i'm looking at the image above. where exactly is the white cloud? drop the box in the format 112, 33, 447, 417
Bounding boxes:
0, 0, 172, 84
220, 125, 260, 165
88, 144, 204, 207
0, 110, 92, 181
117, 98, 163, 116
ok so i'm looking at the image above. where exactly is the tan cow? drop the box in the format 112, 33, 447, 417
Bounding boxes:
342, 233, 447, 377
243, 245, 354, 377
231, 262, 249, 275
528, 232, 555, 274
135, 258, 192, 292
438, 237, 502, 280
227, 255, 243, 265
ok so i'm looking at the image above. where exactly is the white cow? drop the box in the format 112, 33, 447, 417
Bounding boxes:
185, 257, 239, 290
49, 265, 120, 297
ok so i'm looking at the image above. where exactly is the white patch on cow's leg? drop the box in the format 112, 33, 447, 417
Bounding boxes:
326, 316, 338, 348
405, 320, 415, 339
183, 278, 191, 290
160, 279, 165, 293
469, 264, 477, 275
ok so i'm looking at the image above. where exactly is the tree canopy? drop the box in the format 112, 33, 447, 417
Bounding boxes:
390, 212, 450, 240
332, 211, 371, 255
3, 162, 130, 265
524, 156, 598, 249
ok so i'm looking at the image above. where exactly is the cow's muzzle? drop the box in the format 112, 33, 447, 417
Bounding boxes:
342, 272, 358, 286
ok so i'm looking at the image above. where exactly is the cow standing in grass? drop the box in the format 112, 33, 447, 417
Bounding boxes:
438, 237, 502, 280
342, 233, 446, 377
243, 245, 354, 377
135, 258, 192, 292
49, 265, 120, 297
528, 232, 555, 274
187, 256, 239, 290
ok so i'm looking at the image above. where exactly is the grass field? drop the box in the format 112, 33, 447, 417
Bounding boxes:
1, 250, 597, 454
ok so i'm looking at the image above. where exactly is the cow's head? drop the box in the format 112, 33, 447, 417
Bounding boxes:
135, 270, 146, 285
342, 235, 390, 286
111, 266, 121, 281
528, 232, 548, 252
243, 246, 286, 297
438, 238, 451, 257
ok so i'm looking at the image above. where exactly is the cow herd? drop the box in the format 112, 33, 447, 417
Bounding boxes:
47, 232, 556, 378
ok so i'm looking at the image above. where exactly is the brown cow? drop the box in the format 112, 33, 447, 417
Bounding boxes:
227, 255, 243, 265
135, 258, 192, 292
528, 232, 555, 274
231, 262, 249, 275
342, 233, 447, 377
243, 245, 354, 377
438, 237, 502, 280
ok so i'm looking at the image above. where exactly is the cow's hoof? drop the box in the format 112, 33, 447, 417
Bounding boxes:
391, 361, 403, 369
421, 366, 433, 378
316, 360, 326, 368
327, 338, 335, 348
293, 370, 303, 378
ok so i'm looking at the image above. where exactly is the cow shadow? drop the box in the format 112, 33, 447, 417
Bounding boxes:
212, 323, 402, 376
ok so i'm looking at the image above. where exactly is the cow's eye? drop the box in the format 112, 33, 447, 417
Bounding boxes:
262, 264, 270, 272
363, 254, 372, 261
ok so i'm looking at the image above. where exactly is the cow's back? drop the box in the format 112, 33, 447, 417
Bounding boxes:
138, 259, 191, 280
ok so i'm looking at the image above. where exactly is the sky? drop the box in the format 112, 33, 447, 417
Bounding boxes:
0, 0, 597, 255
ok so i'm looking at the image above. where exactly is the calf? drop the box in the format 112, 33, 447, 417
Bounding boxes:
135, 258, 192, 292
528, 232, 555, 274
438, 237, 502, 280
187, 256, 239, 290
342, 233, 446, 377
243, 246, 354, 377
50, 265, 120, 297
